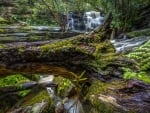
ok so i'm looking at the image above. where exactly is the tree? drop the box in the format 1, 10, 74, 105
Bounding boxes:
38, 0, 70, 31
89, 0, 150, 32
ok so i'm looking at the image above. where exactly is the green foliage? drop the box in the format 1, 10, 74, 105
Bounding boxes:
0, 74, 29, 87
123, 68, 150, 84
54, 77, 71, 97
54, 70, 88, 98
1, 0, 149, 29
127, 40, 150, 71
125, 40, 150, 83
0, 74, 30, 97
89, 0, 150, 31
2, 0, 58, 25
70, 71, 87, 88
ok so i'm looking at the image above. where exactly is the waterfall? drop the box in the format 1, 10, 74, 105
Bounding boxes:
66, 11, 104, 32
66, 13, 75, 30
83, 11, 104, 31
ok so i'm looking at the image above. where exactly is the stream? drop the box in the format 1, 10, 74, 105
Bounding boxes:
111, 36, 150, 53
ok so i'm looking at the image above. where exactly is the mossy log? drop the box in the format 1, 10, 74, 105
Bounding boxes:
0, 13, 135, 80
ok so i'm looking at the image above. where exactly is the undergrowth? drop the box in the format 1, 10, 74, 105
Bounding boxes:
124, 40, 150, 83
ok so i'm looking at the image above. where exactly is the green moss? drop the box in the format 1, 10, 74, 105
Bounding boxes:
87, 81, 110, 95
23, 90, 55, 113
0, 17, 8, 24
40, 39, 73, 52
87, 80, 125, 96
88, 42, 116, 71
18, 47, 25, 53
24, 90, 51, 106
85, 80, 126, 113
75, 44, 94, 55
54, 77, 72, 97
0, 74, 30, 87
0, 28, 4, 33
127, 28, 150, 37
92, 42, 115, 59
0, 44, 6, 49
88, 98, 115, 113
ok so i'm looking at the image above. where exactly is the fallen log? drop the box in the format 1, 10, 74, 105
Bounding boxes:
0, 13, 136, 81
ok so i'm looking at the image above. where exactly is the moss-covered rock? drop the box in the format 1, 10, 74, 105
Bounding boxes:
85, 80, 126, 113
85, 79, 150, 113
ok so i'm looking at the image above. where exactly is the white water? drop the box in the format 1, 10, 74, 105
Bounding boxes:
66, 11, 104, 32
83, 11, 104, 31
111, 36, 150, 53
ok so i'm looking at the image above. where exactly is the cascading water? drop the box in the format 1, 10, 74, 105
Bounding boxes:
83, 11, 104, 31
66, 13, 75, 31
66, 11, 104, 32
